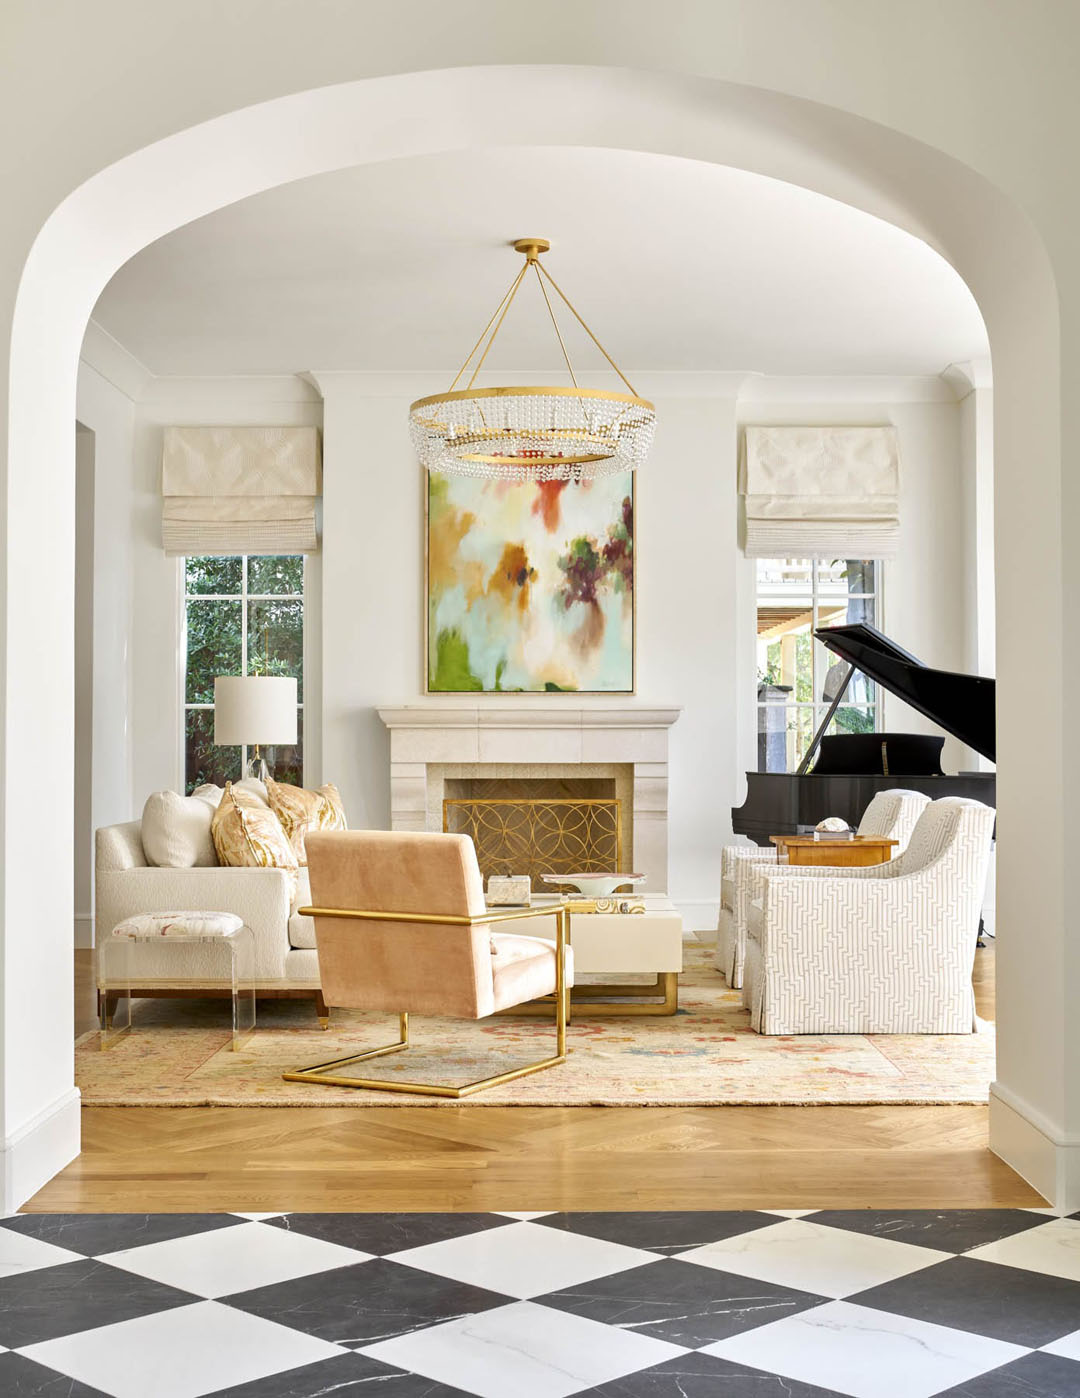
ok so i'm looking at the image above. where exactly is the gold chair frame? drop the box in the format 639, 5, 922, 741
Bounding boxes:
283, 903, 569, 1098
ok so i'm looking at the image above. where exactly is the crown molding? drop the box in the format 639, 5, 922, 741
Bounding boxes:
138, 374, 323, 409
737, 373, 959, 404
305, 369, 753, 400
79, 319, 153, 401
941, 357, 994, 400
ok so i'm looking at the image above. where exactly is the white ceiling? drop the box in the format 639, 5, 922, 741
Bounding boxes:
92, 146, 989, 379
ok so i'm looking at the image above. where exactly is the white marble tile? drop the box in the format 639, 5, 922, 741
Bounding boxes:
1043, 1327, 1080, 1361
679, 1218, 949, 1298
230, 1212, 285, 1221
0, 1229, 84, 1277
387, 1219, 655, 1299
967, 1218, 1080, 1282
99, 1219, 370, 1298
494, 1211, 555, 1221
706, 1300, 1028, 1398
20, 1300, 345, 1398
760, 1209, 820, 1219
363, 1299, 685, 1398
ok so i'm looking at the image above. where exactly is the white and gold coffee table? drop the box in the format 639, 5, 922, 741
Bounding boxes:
499, 896, 683, 1016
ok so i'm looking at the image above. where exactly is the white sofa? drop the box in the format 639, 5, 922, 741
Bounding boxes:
95, 816, 323, 1015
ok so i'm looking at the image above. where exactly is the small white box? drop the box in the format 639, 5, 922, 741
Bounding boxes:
486, 875, 532, 906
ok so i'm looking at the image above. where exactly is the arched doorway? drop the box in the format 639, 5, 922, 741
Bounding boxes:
4, 65, 1064, 1205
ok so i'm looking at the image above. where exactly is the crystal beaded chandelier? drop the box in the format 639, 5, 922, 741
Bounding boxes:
409, 238, 656, 483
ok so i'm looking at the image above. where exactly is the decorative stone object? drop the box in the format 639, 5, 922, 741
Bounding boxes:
486, 874, 532, 906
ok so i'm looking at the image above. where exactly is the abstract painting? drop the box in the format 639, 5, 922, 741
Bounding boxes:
426, 472, 634, 692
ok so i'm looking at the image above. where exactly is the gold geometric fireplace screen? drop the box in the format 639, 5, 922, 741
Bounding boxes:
442, 797, 623, 885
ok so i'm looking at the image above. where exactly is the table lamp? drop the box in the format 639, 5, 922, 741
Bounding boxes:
214, 676, 297, 781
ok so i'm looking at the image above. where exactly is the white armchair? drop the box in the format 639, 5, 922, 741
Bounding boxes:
743, 797, 995, 1034
716, 788, 929, 989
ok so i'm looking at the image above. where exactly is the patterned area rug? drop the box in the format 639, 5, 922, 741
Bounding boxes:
75, 945, 994, 1107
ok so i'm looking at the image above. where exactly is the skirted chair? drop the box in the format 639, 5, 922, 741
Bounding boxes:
283, 829, 574, 1098
715, 788, 930, 990
742, 796, 995, 1034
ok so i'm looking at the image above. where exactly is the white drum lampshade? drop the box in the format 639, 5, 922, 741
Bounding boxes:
214, 676, 298, 747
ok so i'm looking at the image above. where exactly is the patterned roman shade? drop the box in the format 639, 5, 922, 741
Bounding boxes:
740, 425, 900, 558
161, 426, 321, 556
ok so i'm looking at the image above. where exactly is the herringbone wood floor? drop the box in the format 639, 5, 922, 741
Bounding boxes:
26, 944, 1037, 1213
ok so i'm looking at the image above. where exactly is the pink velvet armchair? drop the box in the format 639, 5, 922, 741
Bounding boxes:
283, 830, 573, 1097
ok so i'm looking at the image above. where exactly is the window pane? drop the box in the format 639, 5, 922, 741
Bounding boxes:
185, 709, 241, 793
247, 598, 304, 700
247, 555, 304, 595
832, 704, 876, 737
266, 710, 304, 787
185, 599, 242, 703
185, 556, 242, 595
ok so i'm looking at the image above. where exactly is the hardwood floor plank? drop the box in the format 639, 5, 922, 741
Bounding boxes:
34, 944, 1038, 1213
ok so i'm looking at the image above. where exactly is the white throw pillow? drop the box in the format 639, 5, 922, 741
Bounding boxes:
141, 790, 218, 868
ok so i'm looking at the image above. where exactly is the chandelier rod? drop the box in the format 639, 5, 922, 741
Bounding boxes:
534, 259, 640, 398
530, 261, 580, 390
448, 261, 529, 393
464, 261, 530, 392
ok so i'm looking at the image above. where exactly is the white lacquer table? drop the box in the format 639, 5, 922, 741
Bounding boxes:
498, 896, 684, 1016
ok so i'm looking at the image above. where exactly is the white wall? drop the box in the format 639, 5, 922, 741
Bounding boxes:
109, 367, 982, 936
74, 354, 139, 944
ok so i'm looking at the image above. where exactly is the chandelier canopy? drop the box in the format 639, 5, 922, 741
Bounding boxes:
409, 239, 656, 483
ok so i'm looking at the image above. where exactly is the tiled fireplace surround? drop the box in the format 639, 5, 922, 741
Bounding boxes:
378, 706, 682, 891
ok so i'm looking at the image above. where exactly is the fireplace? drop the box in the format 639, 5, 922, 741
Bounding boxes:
378, 705, 681, 891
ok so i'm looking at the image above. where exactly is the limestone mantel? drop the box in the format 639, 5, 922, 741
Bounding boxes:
377, 704, 682, 892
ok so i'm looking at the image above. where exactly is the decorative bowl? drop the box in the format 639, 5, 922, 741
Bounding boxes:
541, 872, 647, 898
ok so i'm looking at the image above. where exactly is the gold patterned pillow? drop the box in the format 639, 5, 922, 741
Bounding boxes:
266, 777, 347, 864
211, 781, 298, 887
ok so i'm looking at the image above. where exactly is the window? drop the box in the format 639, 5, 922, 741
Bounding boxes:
756, 558, 879, 773
183, 555, 304, 793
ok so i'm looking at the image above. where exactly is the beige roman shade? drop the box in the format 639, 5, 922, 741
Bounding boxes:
162, 426, 321, 556
740, 425, 900, 559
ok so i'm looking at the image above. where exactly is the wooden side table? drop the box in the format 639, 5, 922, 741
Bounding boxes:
768, 835, 898, 868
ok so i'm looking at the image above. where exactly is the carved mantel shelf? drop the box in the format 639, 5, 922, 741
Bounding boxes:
377, 704, 682, 730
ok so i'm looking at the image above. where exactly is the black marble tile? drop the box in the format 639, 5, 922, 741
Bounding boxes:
850, 1255, 1080, 1347
0, 1351, 113, 1397
0, 1211, 241, 1257
223, 1257, 512, 1347
203, 1349, 476, 1396
266, 1211, 511, 1255
536, 1210, 780, 1255
576, 1351, 849, 1396
538, 1257, 828, 1348
0, 1259, 196, 1348
933, 1351, 1080, 1396
810, 1210, 1051, 1254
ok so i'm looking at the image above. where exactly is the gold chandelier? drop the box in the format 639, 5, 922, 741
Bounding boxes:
409, 238, 656, 483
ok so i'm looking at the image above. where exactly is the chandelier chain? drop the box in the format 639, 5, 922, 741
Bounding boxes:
534, 260, 640, 398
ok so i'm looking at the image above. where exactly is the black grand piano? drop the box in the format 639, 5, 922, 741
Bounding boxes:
732, 622, 996, 844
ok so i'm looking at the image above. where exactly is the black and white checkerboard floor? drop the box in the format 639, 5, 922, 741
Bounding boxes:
1, 1209, 1080, 1396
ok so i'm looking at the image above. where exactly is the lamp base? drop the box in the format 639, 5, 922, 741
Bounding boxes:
245, 753, 271, 783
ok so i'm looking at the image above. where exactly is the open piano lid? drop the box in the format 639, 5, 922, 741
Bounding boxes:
816, 622, 996, 763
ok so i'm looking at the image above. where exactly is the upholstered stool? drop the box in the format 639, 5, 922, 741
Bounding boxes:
100, 912, 255, 1050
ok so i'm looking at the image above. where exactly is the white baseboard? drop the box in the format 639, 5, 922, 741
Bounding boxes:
74, 914, 94, 949
1, 1088, 81, 1212
989, 1081, 1080, 1212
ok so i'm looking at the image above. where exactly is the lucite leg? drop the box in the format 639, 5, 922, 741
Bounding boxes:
229, 927, 256, 1050
100, 937, 132, 1049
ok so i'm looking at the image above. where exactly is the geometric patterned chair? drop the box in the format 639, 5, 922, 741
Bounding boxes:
742, 796, 995, 1034
715, 788, 930, 991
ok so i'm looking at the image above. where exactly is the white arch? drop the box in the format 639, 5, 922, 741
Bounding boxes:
5, 65, 1064, 1204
